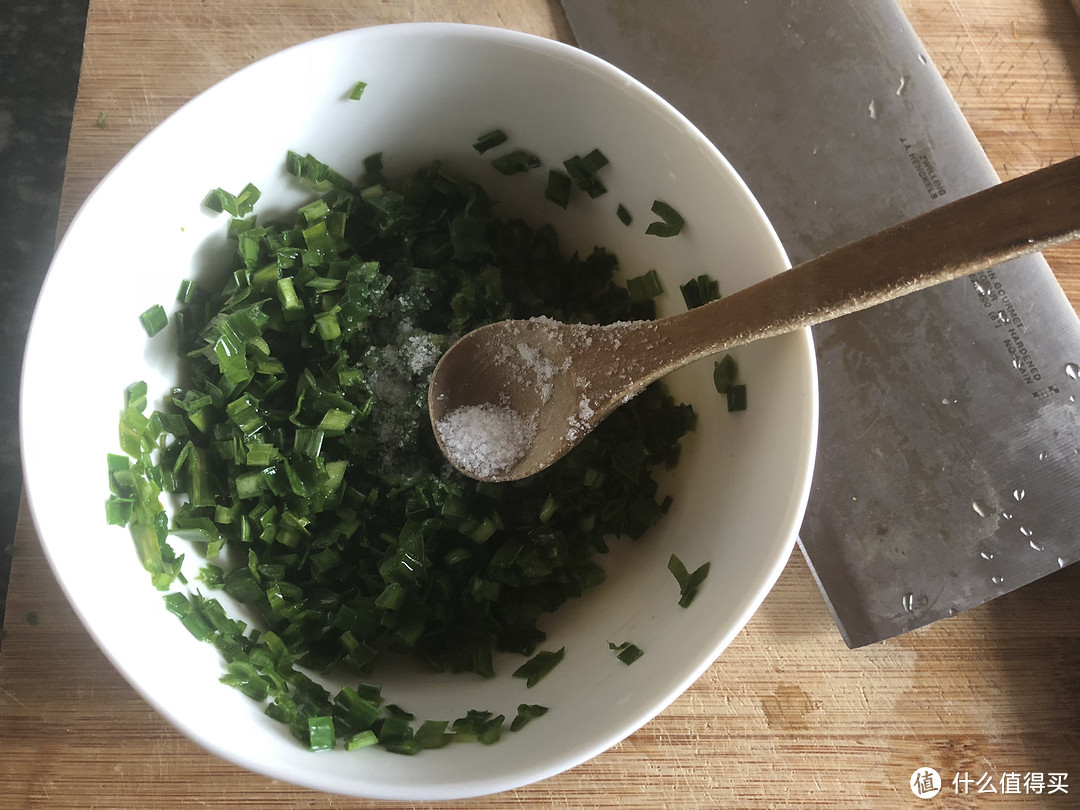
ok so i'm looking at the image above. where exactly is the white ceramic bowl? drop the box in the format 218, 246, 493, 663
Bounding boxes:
20, 23, 817, 800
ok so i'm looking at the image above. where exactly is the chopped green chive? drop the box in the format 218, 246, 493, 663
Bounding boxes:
139, 304, 168, 337
415, 719, 453, 749
563, 149, 608, 198
111, 143, 698, 756
616, 203, 633, 226
362, 151, 384, 185
680, 273, 720, 309
512, 647, 565, 688
544, 170, 572, 209
202, 183, 262, 217
348, 80, 368, 100
94, 111, 107, 129
668, 554, 711, 608
625, 269, 665, 304
344, 730, 379, 751
491, 148, 542, 175
609, 640, 644, 665
510, 703, 549, 732
712, 354, 739, 394
645, 200, 685, 237
285, 150, 353, 191
307, 716, 336, 751
472, 128, 509, 154
726, 383, 748, 412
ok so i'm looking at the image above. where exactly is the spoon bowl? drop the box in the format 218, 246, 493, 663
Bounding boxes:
430, 155, 1080, 481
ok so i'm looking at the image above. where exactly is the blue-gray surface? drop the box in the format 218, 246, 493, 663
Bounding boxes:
0, 0, 89, 633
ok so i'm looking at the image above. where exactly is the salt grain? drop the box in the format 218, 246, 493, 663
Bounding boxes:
436, 403, 537, 478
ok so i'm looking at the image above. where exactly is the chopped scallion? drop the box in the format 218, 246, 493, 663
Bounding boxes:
625, 269, 664, 304
512, 647, 565, 688
645, 200, 685, 237
491, 149, 541, 175
510, 703, 549, 732
727, 383, 748, 412
609, 640, 645, 665
139, 304, 168, 337
472, 128, 509, 154
307, 716, 336, 751
544, 170, 572, 209
680, 273, 720, 309
712, 354, 739, 394
668, 553, 711, 608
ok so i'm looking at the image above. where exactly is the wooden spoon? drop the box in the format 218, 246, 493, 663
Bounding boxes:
428, 155, 1080, 482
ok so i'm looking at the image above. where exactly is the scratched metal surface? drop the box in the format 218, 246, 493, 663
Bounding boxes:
562, 0, 1080, 647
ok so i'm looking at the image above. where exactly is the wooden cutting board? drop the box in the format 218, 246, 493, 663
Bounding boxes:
2, 1, 1079, 807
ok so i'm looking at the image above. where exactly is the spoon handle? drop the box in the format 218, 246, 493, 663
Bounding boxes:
651, 154, 1080, 373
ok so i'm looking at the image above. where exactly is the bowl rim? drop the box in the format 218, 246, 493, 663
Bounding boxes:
20, 21, 819, 800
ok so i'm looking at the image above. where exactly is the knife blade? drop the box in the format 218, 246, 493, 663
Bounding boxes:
561, 0, 1080, 647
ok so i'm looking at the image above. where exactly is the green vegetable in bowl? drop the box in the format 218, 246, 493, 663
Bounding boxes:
108, 150, 696, 752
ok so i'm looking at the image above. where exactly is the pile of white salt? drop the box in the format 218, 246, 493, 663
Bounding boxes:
435, 403, 537, 478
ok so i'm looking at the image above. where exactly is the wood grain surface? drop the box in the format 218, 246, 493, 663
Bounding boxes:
2, 1, 1079, 807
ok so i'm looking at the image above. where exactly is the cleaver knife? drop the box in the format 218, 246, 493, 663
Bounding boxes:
561, 0, 1080, 647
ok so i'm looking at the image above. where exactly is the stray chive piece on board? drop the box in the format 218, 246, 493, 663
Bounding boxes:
492, 148, 542, 175
349, 81, 368, 100
472, 128, 509, 154
668, 553, 711, 608
94, 111, 107, 129
616, 203, 633, 226
609, 641, 644, 665
646, 200, 685, 237
512, 647, 566, 687
139, 304, 168, 337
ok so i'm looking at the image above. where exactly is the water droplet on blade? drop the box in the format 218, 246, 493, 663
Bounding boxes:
1020, 526, 1033, 537
1012, 488, 1026, 502
1066, 362, 1080, 379
902, 592, 915, 612
1029, 539, 1045, 552
971, 500, 989, 517
991, 575, 1004, 585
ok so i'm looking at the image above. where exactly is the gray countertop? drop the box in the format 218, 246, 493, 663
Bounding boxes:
0, 0, 88, 633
